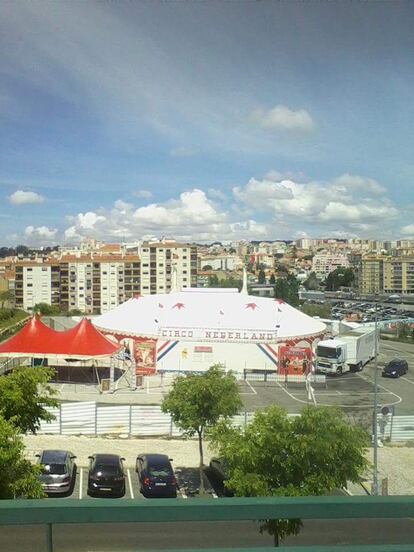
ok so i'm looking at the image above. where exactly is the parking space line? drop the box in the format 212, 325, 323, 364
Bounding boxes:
79, 467, 83, 499
401, 377, 414, 386
127, 468, 134, 499
244, 380, 257, 395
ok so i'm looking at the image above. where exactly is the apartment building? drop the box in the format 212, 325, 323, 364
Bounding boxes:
199, 255, 241, 271
359, 255, 414, 295
15, 254, 141, 314
138, 241, 197, 295
311, 252, 350, 280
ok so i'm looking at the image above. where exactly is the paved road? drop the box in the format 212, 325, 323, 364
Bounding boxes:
241, 340, 414, 416
1, 518, 414, 551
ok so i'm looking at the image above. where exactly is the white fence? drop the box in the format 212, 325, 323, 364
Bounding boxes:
243, 372, 327, 386
37, 402, 255, 437
377, 415, 414, 442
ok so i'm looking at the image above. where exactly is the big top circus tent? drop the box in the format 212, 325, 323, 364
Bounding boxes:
0, 316, 122, 386
93, 285, 326, 377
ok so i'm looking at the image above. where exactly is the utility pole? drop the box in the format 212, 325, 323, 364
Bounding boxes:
372, 295, 379, 495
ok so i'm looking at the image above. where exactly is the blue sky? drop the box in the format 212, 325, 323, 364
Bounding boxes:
1, 1, 414, 244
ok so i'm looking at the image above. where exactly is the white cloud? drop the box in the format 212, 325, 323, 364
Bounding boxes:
401, 224, 414, 236
9, 190, 45, 205
132, 190, 153, 200
207, 188, 227, 201
233, 172, 400, 237
24, 225, 57, 241
250, 105, 314, 132
63, 188, 273, 242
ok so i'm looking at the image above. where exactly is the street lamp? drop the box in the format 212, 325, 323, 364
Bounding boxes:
372, 294, 379, 495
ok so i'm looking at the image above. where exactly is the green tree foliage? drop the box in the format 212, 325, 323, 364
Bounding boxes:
0, 367, 58, 434
209, 406, 369, 546
67, 309, 83, 316
274, 274, 299, 306
303, 272, 319, 291
300, 303, 332, 319
325, 267, 355, 291
258, 270, 266, 284
269, 273, 276, 285
0, 290, 14, 308
33, 303, 61, 316
162, 365, 242, 493
0, 415, 45, 499
207, 275, 242, 290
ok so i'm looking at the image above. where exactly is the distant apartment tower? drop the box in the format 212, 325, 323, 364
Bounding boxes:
15, 254, 141, 314
311, 253, 350, 280
138, 241, 197, 295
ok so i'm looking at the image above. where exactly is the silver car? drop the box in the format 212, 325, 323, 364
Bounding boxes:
37, 450, 77, 495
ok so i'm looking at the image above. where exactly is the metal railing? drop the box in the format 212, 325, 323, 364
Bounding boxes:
1, 495, 414, 552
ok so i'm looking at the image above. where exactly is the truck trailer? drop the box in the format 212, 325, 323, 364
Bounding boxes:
316, 326, 378, 376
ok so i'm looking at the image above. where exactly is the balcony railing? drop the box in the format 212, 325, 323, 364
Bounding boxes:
1, 496, 414, 552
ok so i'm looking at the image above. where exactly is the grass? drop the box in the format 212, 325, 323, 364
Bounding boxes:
0, 310, 30, 341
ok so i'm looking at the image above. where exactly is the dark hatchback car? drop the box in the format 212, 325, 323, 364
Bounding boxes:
37, 450, 77, 496
87, 454, 125, 497
382, 359, 408, 378
136, 453, 177, 498
208, 457, 233, 497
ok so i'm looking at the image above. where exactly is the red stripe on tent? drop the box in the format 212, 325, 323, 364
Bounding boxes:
157, 341, 171, 354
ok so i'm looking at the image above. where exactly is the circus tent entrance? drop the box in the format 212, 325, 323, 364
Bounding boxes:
0, 316, 126, 391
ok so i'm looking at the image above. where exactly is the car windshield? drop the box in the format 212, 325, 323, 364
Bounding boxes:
317, 346, 340, 359
95, 464, 121, 475
42, 463, 66, 475
148, 465, 172, 477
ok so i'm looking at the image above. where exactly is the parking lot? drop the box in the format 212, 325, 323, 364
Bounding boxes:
240, 340, 414, 416
43, 465, 218, 501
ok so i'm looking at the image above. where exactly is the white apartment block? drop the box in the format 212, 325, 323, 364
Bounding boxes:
311, 253, 350, 279
21, 265, 52, 310
199, 255, 241, 271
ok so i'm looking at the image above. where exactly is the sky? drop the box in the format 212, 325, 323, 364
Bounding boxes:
1, 1, 414, 245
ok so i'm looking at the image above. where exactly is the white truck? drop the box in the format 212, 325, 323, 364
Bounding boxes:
316, 326, 378, 376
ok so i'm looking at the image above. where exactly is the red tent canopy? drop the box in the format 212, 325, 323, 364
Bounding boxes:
0, 316, 121, 359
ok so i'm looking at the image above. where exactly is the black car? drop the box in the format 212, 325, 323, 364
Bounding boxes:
208, 457, 233, 497
37, 450, 77, 496
87, 454, 125, 497
136, 454, 177, 498
382, 359, 408, 378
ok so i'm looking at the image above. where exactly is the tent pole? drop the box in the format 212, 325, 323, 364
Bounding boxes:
109, 356, 114, 393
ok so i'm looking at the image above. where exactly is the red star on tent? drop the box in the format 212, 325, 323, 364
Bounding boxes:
172, 302, 185, 310
274, 299, 285, 304
245, 302, 258, 310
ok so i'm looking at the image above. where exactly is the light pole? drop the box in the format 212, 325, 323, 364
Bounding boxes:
372, 294, 379, 495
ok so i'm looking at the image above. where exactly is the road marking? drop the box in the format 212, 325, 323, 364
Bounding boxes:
127, 468, 134, 499
244, 380, 257, 395
401, 377, 414, 386
79, 467, 83, 499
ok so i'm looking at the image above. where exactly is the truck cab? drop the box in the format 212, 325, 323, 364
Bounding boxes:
316, 339, 347, 375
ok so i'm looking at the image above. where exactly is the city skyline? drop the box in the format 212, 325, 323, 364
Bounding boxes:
1, 2, 414, 245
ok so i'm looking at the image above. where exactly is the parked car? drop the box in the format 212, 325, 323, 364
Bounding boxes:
136, 453, 177, 498
208, 457, 233, 497
87, 454, 125, 497
382, 359, 408, 379
37, 450, 77, 495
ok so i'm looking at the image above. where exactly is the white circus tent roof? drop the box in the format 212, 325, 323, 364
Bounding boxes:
93, 288, 326, 343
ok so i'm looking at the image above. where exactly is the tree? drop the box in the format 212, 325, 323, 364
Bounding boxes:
33, 302, 61, 316
208, 274, 220, 287
258, 270, 266, 284
269, 273, 276, 285
0, 415, 45, 499
325, 267, 355, 291
162, 365, 242, 494
209, 406, 369, 546
303, 272, 319, 291
274, 274, 299, 306
0, 366, 58, 433
300, 303, 332, 319
0, 290, 14, 309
